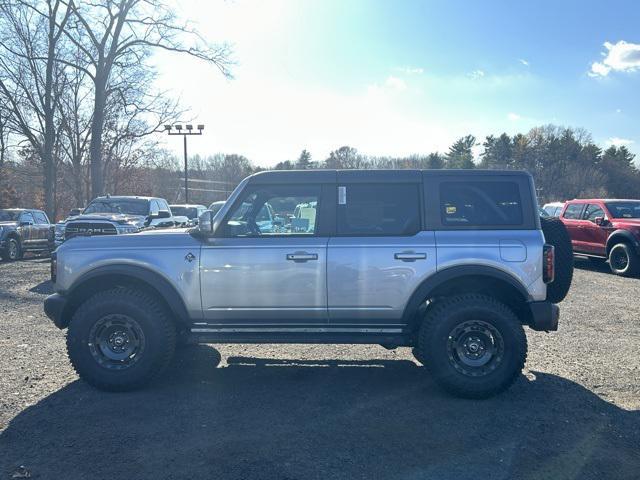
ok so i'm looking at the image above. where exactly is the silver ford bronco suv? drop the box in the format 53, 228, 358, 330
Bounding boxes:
44, 169, 572, 398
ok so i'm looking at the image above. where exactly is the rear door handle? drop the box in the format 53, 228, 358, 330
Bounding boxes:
394, 252, 427, 261
286, 252, 318, 262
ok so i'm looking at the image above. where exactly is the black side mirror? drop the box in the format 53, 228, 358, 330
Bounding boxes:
20, 221, 33, 226
157, 210, 171, 219
594, 217, 608, 226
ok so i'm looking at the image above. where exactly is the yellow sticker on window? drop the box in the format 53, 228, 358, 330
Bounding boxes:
446, 206, 457, 214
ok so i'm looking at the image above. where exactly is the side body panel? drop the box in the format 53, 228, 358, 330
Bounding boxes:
327, 232, 437, 324
435, 230, 546, 301
199, 236, 329, 324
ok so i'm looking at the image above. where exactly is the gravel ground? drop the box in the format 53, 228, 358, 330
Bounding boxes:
0, 257, 639, 480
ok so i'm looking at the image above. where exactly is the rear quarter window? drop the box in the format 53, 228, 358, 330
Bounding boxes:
439, 181, 523, 226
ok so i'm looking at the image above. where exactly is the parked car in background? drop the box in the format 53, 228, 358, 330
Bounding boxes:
169, 204, 208, 226
0, 208, 52, 260
208, 200, 226, 217
543, 202, 565, 217
560, 199, 640, 276
56, 195, 181, 245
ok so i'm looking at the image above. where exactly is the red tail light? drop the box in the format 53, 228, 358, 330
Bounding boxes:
543, 244, 555, 283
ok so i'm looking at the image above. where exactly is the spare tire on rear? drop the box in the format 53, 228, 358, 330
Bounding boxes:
540, 216, 573, 303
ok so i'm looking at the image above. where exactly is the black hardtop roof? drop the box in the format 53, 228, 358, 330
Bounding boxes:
248, 169, 531, 184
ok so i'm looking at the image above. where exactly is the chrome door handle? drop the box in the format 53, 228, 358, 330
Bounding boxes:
286, 252, 318, 262
394, 252, 427, 261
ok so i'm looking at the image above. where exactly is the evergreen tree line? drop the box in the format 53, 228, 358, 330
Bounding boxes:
276, 125, 638, 202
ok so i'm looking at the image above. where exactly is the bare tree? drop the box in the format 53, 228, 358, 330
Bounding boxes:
0, 0, 72, 217
61, 0, 233, 198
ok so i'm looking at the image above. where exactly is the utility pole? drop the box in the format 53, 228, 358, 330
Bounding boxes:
165, 124, 204, 203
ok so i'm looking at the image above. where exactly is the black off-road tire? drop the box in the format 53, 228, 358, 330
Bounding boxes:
608, 243, 639, 277
540, 216, 573, 303
416, 294, 527, 399
66, 287, 176, 391
1, 237, 22, 261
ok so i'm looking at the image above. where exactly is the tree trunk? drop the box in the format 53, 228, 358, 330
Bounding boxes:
42, 4, 57, 219
89, 73, 107, 198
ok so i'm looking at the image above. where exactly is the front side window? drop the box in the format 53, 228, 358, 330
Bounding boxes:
440, 181, 522, 226
583, 204, 605, 222
222, 185, 320, 237
563, 204, 584, 220
33, 212, 49, 224
337, 183, 421, 236
20, 212, 35, 224
605, 201, 640, 219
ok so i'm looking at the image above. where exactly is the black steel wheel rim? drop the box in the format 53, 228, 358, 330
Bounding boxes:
447, 320, 504, 377
611, 248, 628, 271
88, 314, 146, 370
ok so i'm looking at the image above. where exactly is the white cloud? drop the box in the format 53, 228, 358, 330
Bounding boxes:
606, 137, 634, 147
616, 108, 622, 113
395, 66, 424, 75
507, 112, 521, 121
384, 76, 407, 91
467, 69, 485, 80
590, 40, 640, 77
518, 59, 529, 67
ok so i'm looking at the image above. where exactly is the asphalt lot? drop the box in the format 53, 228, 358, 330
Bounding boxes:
0, 256, 639, 480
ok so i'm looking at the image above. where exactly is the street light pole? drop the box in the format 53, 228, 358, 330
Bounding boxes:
165, 123, 205, 203
183, 134, 188, 203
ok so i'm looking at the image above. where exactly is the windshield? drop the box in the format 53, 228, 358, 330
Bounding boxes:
0, 210, 21, 221
605, 201, 640, 219
83, 199, 149, 216
171, 207, 198, 219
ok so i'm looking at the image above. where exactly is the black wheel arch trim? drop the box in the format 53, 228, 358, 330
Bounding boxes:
606, 230, 639, 255
401, 265, 533, 326
65, 264, 191, 327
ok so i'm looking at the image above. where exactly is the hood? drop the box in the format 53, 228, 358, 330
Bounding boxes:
59, 227, 198, 251
67, 213, 147, 226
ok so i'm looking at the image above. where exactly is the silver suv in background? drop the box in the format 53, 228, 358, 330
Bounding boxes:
44, 170, 572, 398
169, 204, 208, 226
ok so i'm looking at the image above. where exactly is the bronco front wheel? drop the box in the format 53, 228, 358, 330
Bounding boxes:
67, 288, 176, 391
417, 294, 527, 399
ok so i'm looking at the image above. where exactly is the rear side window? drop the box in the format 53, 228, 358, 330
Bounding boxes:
563, 204, 583, 220
337, 184, 421, 236
440, 181, 522, 226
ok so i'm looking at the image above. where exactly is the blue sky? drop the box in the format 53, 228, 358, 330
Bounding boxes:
156, 0, 640, 166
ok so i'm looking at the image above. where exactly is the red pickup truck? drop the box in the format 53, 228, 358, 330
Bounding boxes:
560, 199, 640, 276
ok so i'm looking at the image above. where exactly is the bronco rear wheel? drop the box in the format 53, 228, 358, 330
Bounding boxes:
416, 294, 527, 399
67, 287, 176, 391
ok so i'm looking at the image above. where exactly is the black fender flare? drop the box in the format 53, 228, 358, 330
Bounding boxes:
66, 264, 191, 325
606, 230, 639, 255
401, 265, 532, 326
